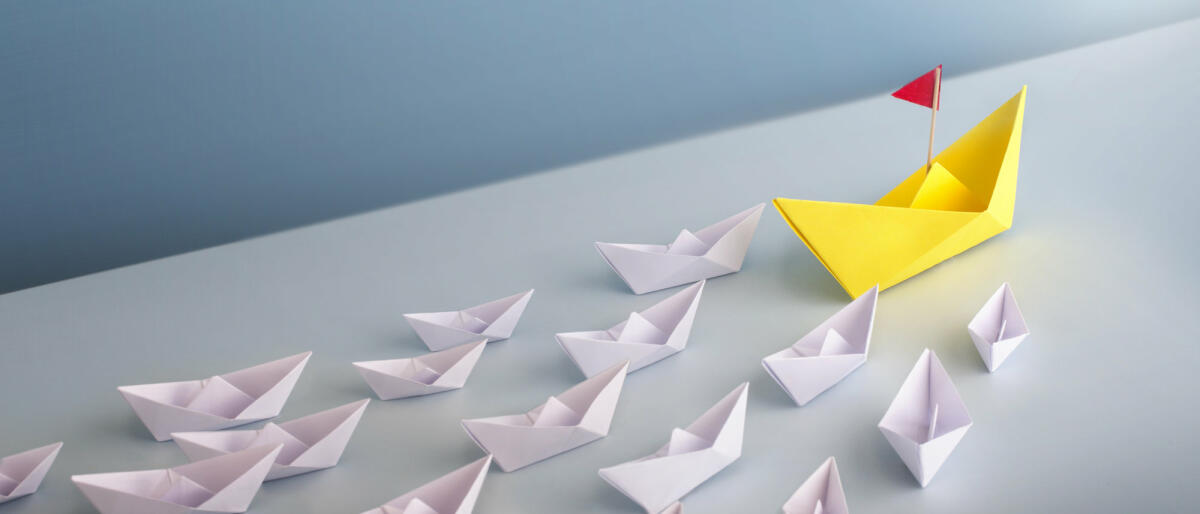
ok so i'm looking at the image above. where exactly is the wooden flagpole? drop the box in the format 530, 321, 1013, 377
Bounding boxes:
926, 66, 941, 174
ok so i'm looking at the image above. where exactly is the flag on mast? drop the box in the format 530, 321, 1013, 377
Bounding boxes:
892, 65, 942, 109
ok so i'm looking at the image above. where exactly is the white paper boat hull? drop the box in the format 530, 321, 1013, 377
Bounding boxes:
73, 445, 281, 514
762, 354, 865, 406
0, 442, 63, 504
596, 204, 763, 295
599, 449, 736, 514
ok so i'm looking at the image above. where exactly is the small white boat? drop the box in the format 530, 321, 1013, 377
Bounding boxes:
355, 340, 487, 399
462, 361, 629, 472
360, 455, 491, 514
782, 457, 849, 514
0, 442, 63, 504
878, 349, 972, 487
171, 399, 369, 481
762, 286, 878, 406
405, 290, 534, 351
968, 282, 1029, 372
596, 204, 764, 295
73, 444, 282, 514
557, 280, 704, 378
118, 352, 312, 441
599, 383, 748, 514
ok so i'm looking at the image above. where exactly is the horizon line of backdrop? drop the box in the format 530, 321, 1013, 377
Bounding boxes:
3, 1, 1199, 294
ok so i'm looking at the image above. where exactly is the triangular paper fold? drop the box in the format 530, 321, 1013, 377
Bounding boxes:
782, 457, 849, 514
73, 444, 282, 513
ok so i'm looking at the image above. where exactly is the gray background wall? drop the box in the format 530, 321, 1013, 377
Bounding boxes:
3, 1, 1198, 293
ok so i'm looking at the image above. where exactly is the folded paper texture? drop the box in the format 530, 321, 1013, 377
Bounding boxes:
782, 457, 849, 514
661, 502, 683, 514
0, 442, 63, 504
878, 349, 971, 487
405, 290, 534, 351
462, 361, 629, 472
968, 283, 1029, 372
599, 382, 748, 514
361, 455, 491, 514
172, 399, 369, 481
558, 280, 705, 377
118, 352, 312, 441
596, 204, 764, 294
763, 286, 877, 406
355, 340, 487, 399
775, 87, 1026, 298
73, 444, 282, 513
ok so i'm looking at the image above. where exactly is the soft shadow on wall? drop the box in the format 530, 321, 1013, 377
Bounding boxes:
2, 1, 1198, 293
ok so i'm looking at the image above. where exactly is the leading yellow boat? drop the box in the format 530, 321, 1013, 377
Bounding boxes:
775, 86, 1026, 298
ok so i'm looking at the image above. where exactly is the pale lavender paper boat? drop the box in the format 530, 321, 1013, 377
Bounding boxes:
762, 286, 878, 406
118, 352, 312, 441
360, 455, 491, 514
596, 203, 764, 295
0, 442, 63, 504
354, 340, 486, 399
878, 349, 972, 487
405, 290, 534, 351
73, 444, 282, 514
968, 282, 1030, 372
557, 281, 704, 378
599, 383, 748, 514
782, 457, 849, 514
462, 361, 629, 472
172, 399, 369, 481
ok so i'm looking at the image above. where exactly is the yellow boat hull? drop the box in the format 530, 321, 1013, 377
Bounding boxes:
775, 87, 1026, 298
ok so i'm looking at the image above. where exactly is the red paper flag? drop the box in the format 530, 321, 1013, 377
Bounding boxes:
892, 65, 941, 110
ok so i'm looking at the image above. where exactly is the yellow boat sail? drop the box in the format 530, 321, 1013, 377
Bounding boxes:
775, 86, 1026, 298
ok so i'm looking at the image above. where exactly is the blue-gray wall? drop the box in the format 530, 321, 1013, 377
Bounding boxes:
3, 1, 1197, 293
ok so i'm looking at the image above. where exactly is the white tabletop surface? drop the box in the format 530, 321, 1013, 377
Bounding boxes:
1, 19, 1197, 514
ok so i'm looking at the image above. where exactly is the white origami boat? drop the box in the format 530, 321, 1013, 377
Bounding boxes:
763, 286, 878, 406
405, 290, 534, 351
557, 280, 705, 378
354, 340, 487, 399
462, 361, 629, 472
73, 444, 282, 514
599, 382, 748, 514
968, 283, 1029, 372
360, 455, 491, 514
596, 203, 765, 295
782, 457, 849, 514
119, 352, 312, 441
171, 399, 369, 481
0, 442, 63, 504
878, 349, 972, 487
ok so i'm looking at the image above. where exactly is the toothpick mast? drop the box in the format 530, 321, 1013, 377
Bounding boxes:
926, 66, 941, 174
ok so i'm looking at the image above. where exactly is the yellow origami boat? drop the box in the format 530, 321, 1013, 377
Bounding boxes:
775, 86, 1026, 298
